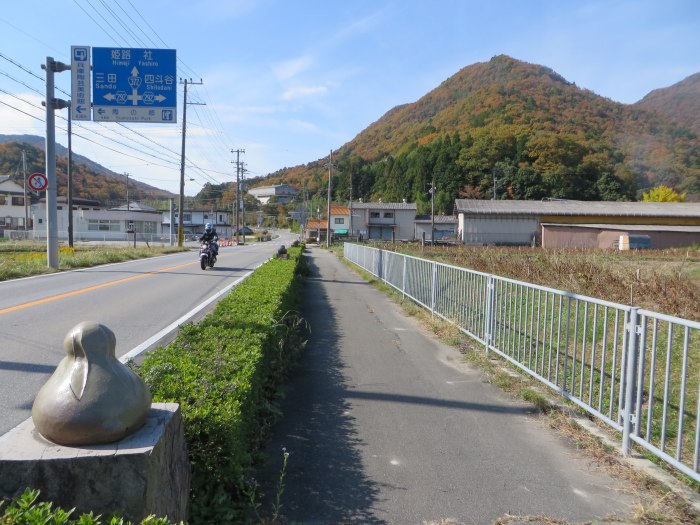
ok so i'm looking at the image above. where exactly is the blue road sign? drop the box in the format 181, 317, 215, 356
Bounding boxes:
92, 48, 177, 123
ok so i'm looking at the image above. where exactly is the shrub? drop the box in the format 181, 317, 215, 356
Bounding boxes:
138, 246, 305, 523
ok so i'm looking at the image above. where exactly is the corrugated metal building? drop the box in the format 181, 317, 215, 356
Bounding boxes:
455, 200, 700, 248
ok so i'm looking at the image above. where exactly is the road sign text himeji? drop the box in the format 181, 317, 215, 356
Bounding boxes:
92, 48, 177, 123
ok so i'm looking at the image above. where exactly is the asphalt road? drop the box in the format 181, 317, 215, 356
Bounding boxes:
0, 233, 295, 436
255, 246, 636, 525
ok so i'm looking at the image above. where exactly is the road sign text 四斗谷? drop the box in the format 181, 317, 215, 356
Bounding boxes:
92, 48, 177, 123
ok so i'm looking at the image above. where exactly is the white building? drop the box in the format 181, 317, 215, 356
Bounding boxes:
0, 175, 29, 234
248, 184, 299, 204
32, 198, 165, 242
162, 208, 232, 238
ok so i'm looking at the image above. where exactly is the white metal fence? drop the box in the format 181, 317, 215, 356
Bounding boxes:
344, 243, 700, 482
3, 230, 184, 244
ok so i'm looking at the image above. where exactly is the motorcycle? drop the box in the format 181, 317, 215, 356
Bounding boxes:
199, 241, 217, 270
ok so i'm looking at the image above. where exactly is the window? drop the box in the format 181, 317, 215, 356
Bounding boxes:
183, 212, 192, 222
203, 214, 209, 220
87, 219, 120, 232
370, 212, 380, 219
334, 218, 345, 224
383, 212, 394, 219
11, 196, 24, 206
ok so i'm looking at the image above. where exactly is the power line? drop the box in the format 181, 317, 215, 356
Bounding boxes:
78, 0, 130, 46
1, 7, 242, 187
0, 99, 43, 122
96, 0, 147, 47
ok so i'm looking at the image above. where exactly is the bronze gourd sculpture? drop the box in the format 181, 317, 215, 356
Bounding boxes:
32, 321, 152, 446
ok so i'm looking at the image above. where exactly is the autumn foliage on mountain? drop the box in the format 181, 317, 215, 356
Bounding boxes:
0, 139, 173, 206
2, 55, 698, 213
265, 55, 700, 212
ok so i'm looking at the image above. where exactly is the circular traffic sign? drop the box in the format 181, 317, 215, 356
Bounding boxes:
28, 173, 48, 191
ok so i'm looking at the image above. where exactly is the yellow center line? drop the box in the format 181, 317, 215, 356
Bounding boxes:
0, 260, 195, 315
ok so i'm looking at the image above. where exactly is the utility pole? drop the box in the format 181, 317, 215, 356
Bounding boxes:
430, 178, 435, 245
125, 173, 130, 211
42, 56, 70, 269
349, 169, 353, 238
169, 197, 174, 246
178, 78, 204, 247
67, 110, 74, 247
492, 168, 497, 200
21, 151, 28, 237
327, 149, 332, 247
231, 148, 245, 244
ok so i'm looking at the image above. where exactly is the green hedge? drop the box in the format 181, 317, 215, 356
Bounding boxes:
1, 247, 306, 524
138, 246, 306, 523
0, 488, 180, 524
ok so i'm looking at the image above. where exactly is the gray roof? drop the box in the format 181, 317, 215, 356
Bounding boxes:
352, 201, 417, 210
110, 202, 158, 212
455, 199, 700, 218
414, 214, 458, 224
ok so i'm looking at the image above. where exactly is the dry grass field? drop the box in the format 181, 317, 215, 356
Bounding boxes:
389, 244, 700, 323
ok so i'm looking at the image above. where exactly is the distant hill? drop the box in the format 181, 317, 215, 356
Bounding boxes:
634, 73, 700, 134
0, 135, 174, 205
264, 55, 700, 207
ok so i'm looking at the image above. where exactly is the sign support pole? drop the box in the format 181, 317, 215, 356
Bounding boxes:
43, 57, 70, 269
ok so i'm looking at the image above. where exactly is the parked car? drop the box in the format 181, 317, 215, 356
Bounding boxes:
237, 226, 254, 235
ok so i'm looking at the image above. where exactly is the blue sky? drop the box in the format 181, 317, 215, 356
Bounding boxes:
1, 0, 698, 196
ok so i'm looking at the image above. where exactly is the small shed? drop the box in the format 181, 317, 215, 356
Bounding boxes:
414, 215, 458, 241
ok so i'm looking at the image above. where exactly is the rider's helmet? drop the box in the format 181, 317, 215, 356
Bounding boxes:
205, 223, 212, 234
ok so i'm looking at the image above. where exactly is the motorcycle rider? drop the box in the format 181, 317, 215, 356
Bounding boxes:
199, 223, 219, 259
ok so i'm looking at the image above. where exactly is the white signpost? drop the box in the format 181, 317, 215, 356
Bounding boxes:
70, 46, 91, 121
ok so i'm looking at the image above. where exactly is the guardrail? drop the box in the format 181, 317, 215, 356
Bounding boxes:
344, 243, 700, 482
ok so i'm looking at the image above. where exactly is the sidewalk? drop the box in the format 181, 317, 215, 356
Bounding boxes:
255, 247, 638, 524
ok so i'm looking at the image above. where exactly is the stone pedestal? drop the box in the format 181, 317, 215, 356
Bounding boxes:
0, 403, 190, 523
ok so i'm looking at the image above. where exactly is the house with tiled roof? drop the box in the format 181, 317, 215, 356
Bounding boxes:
0, 175, 29, 234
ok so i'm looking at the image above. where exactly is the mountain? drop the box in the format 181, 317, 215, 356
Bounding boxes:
265, 55, 700, 207
634, 73, 700, 134
0, 135, 175, 204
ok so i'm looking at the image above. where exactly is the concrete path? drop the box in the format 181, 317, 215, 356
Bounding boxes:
255, 247, 635, 524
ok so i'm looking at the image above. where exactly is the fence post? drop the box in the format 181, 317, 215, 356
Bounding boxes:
431, 261, 437, 317
377, 249, 383, 281
402, 256, 407, 299
484, 275, 496, 354
622, 307, 640, 456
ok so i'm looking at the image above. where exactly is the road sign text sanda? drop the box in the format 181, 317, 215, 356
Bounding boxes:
92, 47, 177, 123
